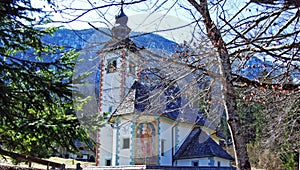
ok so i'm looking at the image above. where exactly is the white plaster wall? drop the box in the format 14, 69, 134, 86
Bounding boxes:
102, 53, 122, 111
214, 157, 231, 167
159, 119, 174, 166
99, 53, 122, 166
176, 123, 193, 151
176, 158, 210, 166
101, 50, 138, 116
118, 120, 132, 165
112, 126, 117, 166
102, 88, 121, 113
176, 157, 231, 167
124, 52, 139, 95
99, 124, 114, 166
98, 49, 139, 166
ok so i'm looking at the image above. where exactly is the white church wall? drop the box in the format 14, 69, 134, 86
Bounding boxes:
102, 53, 122, 88
117, 119, 132, 165
101, 49, 138, 117
213, 157, 231, 167
124, 51, 140, 95
102, 88, 120, 113
176, 123, 194, 151
101, 52, 122, 116
111, 126, 117, 166
98, 52, 123, 166
97, 49, 139, 166
176, 157, 211, 166
159, 118, 175, 166
176, 157, 231, 167
99, 124, 114, 166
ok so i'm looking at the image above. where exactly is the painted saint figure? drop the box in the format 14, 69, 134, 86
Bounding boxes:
140, 123, 153, 157
135, 120, 158, 165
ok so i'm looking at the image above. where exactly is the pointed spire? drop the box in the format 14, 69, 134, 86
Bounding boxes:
111, 1, 131, 39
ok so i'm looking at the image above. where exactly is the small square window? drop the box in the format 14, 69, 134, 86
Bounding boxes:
122, 138, 130, 149
192, 161, 198, 166
107, 59, 117, 73
105, 159, 111, 166
108, 106, 113, 113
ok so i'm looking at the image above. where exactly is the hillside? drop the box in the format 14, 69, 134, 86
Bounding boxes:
38, 28, 299, 82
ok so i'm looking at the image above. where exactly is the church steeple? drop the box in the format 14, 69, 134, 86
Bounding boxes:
115, 6, 128, 25
111, 2, 131, 39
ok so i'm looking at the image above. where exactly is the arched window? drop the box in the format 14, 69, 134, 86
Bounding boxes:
107, 58, 117, 73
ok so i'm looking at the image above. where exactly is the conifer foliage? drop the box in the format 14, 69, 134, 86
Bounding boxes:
0, 0, 92, 159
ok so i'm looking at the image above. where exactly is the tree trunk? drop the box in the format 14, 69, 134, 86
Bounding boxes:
187, 0, 251, 169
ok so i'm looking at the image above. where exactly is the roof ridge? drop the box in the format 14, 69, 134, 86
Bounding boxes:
174, 127, 201, 159
174, 127, 234, 161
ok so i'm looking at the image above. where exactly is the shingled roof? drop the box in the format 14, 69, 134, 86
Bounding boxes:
100, 38, 142, 53
109, 80, 218, 130
109, 80, 181, 119
174, 127, 234, 161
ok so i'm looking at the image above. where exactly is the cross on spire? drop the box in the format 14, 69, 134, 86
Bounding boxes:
115, 0, 128, 25
121, 0, 124, 9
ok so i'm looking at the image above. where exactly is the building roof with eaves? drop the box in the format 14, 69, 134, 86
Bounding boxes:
174, 127, 234, 161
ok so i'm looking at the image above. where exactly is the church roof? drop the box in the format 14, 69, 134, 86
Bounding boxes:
109, 80, 216, 129
100, 38, 142, 53
174, 127, 234, 161
109, 80, 181, 119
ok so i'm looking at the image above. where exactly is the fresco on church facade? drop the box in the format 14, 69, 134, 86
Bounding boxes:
134, 118, 158, 165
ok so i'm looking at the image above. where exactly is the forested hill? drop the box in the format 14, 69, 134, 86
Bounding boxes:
27, 28, 298, 82
41, 28, 178, 54
41, 28, 262, 78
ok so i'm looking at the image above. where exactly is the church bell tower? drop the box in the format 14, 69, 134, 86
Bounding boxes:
95, 5, 141, 166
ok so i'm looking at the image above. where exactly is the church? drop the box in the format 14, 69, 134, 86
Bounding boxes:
89, 6, 235, 169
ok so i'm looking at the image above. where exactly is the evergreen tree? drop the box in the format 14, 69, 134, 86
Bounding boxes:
0, 0, 93, 159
